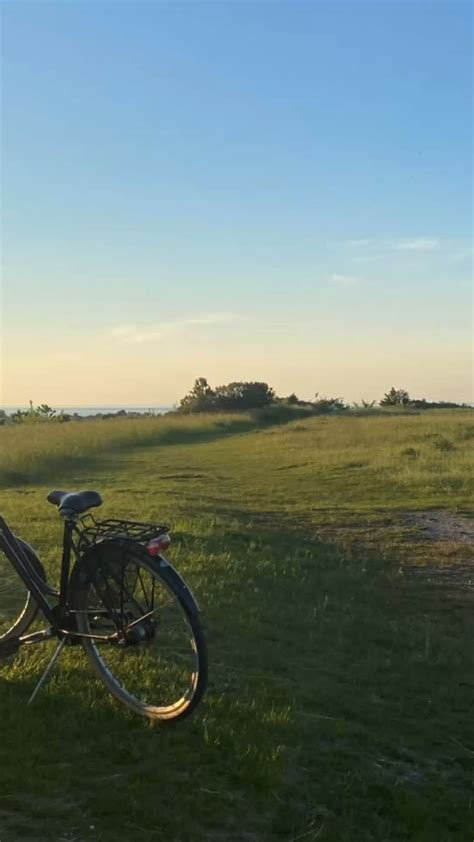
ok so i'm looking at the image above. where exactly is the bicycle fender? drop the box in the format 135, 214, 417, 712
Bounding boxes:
154, 556, 201, 616
69, 541, 201, 617
16, 537, 54, 595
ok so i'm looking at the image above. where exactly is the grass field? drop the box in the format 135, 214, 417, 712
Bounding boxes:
0, 411, 473, 841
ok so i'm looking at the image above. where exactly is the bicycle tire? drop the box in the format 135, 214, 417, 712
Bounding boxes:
0, 538, 47, 642
71, 541, 207, 721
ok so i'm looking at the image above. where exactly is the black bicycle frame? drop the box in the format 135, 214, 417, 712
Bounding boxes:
0, 513, 76, 627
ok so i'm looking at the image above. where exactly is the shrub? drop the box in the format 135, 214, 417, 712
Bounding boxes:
313, 394, 348, 413
410, 399, 469, 410
252, 404, 314, 425
10, 401, 71, 423
458, 425, 474, 440
352, 399, 377, 410
380, 387, 411, 407
432, 437, 456, 453
401, 447, 420, 459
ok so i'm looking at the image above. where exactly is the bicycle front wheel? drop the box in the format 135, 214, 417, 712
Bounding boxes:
72, 542, 207, 721
0, 538, 46, 643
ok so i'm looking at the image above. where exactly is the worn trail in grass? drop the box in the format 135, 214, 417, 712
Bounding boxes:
0, 412, 473, 841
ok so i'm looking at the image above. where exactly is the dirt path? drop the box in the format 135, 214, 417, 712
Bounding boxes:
401, 509, 473, 589
401, 510, 474, 544
314, 508, 474, 590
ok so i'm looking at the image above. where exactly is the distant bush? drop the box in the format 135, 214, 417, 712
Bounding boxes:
458, 425, 474, 440
352, 399, 377, 410
178, 379, 352, 416
279, 393, 314, 407
380, 387, 411, 407
410, 399, 469, 410
252, 404, 314, 425
431, 436, 456, 453
313, 394, 348, 413
178, 379, 352, 418
379, 387, 468, 410
10, 401, 71, 423
401, 446, 420, 459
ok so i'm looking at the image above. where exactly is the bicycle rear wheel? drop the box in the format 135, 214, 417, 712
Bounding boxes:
0, 538, 46, 643
72, 541, 207, 721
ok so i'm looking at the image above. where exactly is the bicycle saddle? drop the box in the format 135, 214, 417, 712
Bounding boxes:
47, 490, 103, 515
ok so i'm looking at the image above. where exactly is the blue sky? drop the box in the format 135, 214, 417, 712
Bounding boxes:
1, 0, 472, 405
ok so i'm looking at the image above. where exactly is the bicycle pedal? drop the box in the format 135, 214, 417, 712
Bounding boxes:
0, 636, 21, 660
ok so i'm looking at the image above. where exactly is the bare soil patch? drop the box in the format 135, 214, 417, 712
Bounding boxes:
401, 509, 473, 589
401, 509, 474, 544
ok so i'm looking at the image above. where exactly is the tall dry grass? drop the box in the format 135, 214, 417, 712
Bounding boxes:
0, 413, 254, 486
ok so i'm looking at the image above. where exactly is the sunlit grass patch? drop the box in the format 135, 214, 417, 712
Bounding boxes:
0, 412, 254, 487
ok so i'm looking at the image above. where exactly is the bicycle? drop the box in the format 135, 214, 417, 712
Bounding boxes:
0, 489, 207, 721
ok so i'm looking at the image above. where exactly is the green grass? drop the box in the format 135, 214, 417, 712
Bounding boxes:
0, 411, 473, 841
0, 413, 256, 487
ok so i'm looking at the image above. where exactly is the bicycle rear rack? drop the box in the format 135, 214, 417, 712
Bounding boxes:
78, 516, 169, 551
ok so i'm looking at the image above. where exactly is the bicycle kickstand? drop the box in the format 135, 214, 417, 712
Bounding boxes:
27, 638, 67, 706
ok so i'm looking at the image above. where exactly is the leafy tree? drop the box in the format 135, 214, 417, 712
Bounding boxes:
214, 381, 275, 410
179, 378, 216, 413
380, 387, 411, 407
178, 379, 275, 412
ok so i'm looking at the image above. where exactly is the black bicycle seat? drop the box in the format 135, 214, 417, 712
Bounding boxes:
47, 490, 103, 515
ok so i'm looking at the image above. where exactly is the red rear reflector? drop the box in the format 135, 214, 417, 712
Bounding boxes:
146, 534, 171, 556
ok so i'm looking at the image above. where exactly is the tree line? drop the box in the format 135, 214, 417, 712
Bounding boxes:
0, 385, 468, 425
178, 379, 468, 414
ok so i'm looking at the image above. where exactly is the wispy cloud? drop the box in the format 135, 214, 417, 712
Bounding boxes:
328, 236, 444, 253
109, 313, 237, 344
331, 273, 359, 286
397, 238, 439, 251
